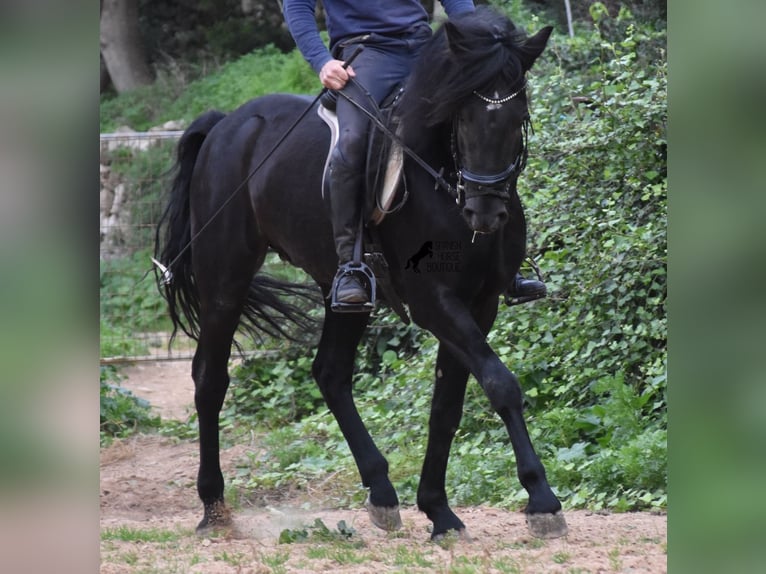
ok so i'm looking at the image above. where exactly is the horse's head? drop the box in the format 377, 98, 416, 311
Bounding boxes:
444, 13, 553, 234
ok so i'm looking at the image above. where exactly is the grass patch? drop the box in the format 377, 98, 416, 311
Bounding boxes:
101, 525, 186, 543
393, 544, 435, 568
552, 550, 571, 564
261, 549, 290, 574
492, 556, 522, 574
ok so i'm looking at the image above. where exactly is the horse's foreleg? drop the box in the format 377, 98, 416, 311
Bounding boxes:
417, 344, 470, 538
479, 353, 567, 537
313, 303, 401, 531
417, 293, 567, 539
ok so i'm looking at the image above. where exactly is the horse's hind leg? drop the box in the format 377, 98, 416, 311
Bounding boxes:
192, 246, 259, 533
417, 345, 470, 539
312, 301, 401, 531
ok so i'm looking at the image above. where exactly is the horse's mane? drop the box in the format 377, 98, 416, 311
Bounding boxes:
398, 6, 530, 134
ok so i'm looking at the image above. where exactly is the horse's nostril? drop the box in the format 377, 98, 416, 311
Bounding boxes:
497, 210, 509, 224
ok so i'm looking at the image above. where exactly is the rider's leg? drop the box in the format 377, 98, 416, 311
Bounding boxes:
329, 80, 373, 305
329, 33, 431, 307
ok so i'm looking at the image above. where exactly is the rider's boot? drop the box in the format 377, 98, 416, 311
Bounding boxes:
509, 274, 547, 299
328, 160, 372, 309
505, 273, 547, 305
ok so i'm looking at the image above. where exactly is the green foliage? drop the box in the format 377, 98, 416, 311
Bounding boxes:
101, 46, 320, 132
501, 8, 667, 410
100, 248, 170, 357
136, 0, 294, 66
100, 142, 177, 358
225, 347, 323, 428
279, 518, 360, 545
104, 141, 177, 241
100, 319, 150, 358
100, 366, 160, 444
497, 0, 667, 34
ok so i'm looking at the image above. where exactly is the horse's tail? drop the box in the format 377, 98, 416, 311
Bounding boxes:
237, 275, 321, 347
155, 109, 321, 347
154, 110, 227, 343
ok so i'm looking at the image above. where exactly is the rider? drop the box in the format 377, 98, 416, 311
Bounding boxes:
282, 1, 547, 308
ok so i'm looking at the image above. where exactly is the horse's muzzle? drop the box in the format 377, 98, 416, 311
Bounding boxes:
461, 196, 509, 234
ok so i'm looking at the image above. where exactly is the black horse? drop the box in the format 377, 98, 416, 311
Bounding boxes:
156, 6, 566, 540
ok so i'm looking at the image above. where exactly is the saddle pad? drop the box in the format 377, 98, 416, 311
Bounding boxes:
317, 105, 403, 225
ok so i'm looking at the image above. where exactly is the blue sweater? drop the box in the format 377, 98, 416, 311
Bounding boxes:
283, 0, 475, 73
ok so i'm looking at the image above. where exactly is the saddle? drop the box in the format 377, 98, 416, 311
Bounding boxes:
317, 88, 406, 225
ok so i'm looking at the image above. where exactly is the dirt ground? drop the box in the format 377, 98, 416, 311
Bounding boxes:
100, 360, 667, 573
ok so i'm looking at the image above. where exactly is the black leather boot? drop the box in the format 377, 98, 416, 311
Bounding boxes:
510, 274, 547, 298
505, 273, 547, 306
328, 146, 372, 309
335, 272, 369, 304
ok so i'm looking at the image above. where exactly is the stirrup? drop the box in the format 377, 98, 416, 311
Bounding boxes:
330, 261, 376, 313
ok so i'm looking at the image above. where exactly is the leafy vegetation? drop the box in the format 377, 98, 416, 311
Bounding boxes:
100, 3, 666, 512
279, 518, 360, 545
100, 248, 171, 358
100, 46, 320, 132
100, 366, 160, 445
101, 525, 187, 543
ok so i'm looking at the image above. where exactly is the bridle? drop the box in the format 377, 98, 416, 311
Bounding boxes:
452, 82, 530, 206
332, 77, 531, 208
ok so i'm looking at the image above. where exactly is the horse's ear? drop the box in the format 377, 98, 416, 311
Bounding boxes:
519, 26, 553, 71
445, 20, 470, 56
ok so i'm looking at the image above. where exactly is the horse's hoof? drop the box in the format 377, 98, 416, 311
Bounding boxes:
365, 496, 402, 531
196, 501, 232, 535
432, 528, 472, 546
526, 511, 568, 539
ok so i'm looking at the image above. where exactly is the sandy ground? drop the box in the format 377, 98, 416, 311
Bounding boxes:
100, 360, 667, 573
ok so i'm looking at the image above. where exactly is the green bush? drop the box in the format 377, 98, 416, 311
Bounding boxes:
104, 141, 177, 242
101, 249, 169, 328
101, 46, 320, 132
100, 366, 161, 444
225, 348, 323, 428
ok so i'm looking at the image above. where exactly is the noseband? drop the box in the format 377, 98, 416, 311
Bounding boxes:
452, 83, 529, 206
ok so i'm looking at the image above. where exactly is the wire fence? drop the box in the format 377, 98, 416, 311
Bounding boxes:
99, 130, 197, 363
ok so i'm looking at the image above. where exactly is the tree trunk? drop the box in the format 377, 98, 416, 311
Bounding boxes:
100, 52, 112, 93
100, 0, 153, 93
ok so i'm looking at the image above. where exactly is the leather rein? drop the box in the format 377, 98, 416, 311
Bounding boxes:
338, 78, 529, 207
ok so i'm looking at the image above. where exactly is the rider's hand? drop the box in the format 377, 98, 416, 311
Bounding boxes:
319, 59, 355, 90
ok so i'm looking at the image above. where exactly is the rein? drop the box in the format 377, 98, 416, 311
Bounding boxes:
151, 56, 529, 286
341, 78, 530, 208
150, 50, 368, 285
337, 80, 457, 197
